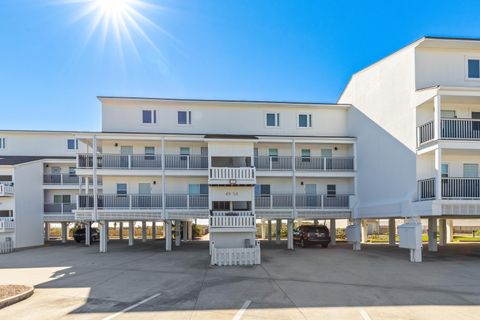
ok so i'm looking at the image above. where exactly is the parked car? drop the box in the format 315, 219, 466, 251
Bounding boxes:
73, 227, 100, 243
293, 225, 331, 248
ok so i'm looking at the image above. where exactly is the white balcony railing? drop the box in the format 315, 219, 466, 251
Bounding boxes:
0, 217, 15, 231
255, 194, 350, 209
210, 240, 261, 266
417, 118, 480, 146
208, 167, 256, 184
418, 177, 480, 200
44, 203, 76, 214
209, 211, 256, 229
254, 156, 354, 171
77, 194, 208, 210
0, 183, 14, 196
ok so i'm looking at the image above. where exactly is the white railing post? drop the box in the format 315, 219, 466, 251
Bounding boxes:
187, 194, 190, 209
129, 195, 132, 210
270, 195, 273, 209
323, 157, 327, 171
321, 195, 324, 208
187, 155, 190, 170
128, 155, 132, 169
61, 203, 64, 214
269, 157, 272, 171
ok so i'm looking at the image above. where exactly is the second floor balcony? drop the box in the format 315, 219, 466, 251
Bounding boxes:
209, 211, 256, 230
418, 118, 480, 145
44, 203, 76, 214
77, 194, 208, 210
255, 194, 351, 209
418, 177, 480, 200
0, 217, 15, 232
209, 167, 256, 185
254, 156, 354, 171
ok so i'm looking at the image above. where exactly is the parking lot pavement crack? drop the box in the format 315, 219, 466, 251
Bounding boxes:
259, 264, 308, 320
188, 260, 210, 320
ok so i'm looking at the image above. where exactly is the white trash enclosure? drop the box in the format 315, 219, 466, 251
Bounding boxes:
210, 240, 261, 266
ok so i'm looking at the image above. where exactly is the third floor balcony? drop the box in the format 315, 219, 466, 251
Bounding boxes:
418, 177, 480, 200
418, 118, 480, 145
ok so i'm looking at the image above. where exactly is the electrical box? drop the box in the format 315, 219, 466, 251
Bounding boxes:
346, 224, 360, 243
398, 222, 422, 249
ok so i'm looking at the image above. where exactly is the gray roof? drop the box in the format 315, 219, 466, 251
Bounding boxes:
0, 156, 74, 166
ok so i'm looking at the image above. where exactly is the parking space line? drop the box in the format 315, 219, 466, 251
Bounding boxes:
232, 300, 251, 320
102, 293, 161, 320
359, 309, 372, 320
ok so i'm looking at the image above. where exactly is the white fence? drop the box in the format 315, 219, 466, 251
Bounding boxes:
0, 183, 14, 196
209, 211, 256, 228
209, 167, 256, 182
0, 217, 15, 231
210, 240, 261, 266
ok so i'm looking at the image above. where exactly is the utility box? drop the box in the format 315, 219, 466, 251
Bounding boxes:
398, 222, 422, 249
346, 224, 360, 243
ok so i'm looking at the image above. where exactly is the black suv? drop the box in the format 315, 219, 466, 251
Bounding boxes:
293, 225, 331, 248
73, 228, 100, 243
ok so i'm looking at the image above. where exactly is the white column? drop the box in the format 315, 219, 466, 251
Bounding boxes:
388, 218, 396, 246
119, 222, 123, 240
267, 220, 272, 241
187, 221, 193, 241
292, 139, 297, 220
361, 220, 368, 243
428, 217, 438, 252
85, 222, 91, 246
446, 219, 453, 243
92, 136, 98, 222
183, 221, 188, 242
439, 218, 447, 246
287, 219, 294, 250
44, 223, 50, 241
275, 219, 281, 244
105, 221, 109, 242
141, 221, 147, 243
261, 220, 266, 239
434, 95, 441, 140
128, 221, 134, 246
175, 220, 181, 246
353, 219, 361, 251
152, 221, 157, 240
99, 221, 107, 253
330, 219, 336, 245
434, 147, 442, 200
61, 222, 67, 243
165, 220, 172, 251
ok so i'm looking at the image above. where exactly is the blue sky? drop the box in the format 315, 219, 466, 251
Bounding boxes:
1, 0, 480, 131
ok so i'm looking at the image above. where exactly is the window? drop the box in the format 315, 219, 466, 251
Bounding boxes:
116, 183, 127, 196
142, 110, 156, 124
441, 110, 456, 118
298, 114, 312, 128
68, 167, 76, 177
327, 184, 336, 197
268, 148, 278, 162
188, 184, 208, 195
54, 195, 71, 204
255, 184, 271, 196
441, 164, 449, 178
0, 138, 5, 149
180, 147, 190, 161
463, 164, 479, 178
144, 146, 155, 160
467, 59, 480, 79
265, 113, 280, 127
67, 139, 77, 150
301, 149, 311, 162
178, 111, 192, 125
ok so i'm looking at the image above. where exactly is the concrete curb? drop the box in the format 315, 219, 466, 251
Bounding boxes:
0, 287, 34, 309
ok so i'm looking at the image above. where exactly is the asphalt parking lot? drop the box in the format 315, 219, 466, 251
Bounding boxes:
1, 240, 480, 320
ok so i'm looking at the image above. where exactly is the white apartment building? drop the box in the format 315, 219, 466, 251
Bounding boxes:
2, 36, 480, 264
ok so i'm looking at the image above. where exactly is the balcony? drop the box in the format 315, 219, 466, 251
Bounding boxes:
77, 194, 208, 210
164, 154, 208, 170
209, 167, 256, 185
44, 174, 80, 185
44, 203, 76, 214
418, 118, 480, 145
0, 217, 15, 232
254, 156, 354, 171
0, 183, 14, 196
255, 194, 350, 209
418, 177, 480, 200
209, 211, 256, 230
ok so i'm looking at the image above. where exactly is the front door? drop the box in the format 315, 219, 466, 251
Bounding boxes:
305, 184, 317, 207
201, 147, 208, 168
120, 146, 133, 168
138, 183, 151, 208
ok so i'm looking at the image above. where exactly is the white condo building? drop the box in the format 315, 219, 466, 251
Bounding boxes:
1, 36, 480, 264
